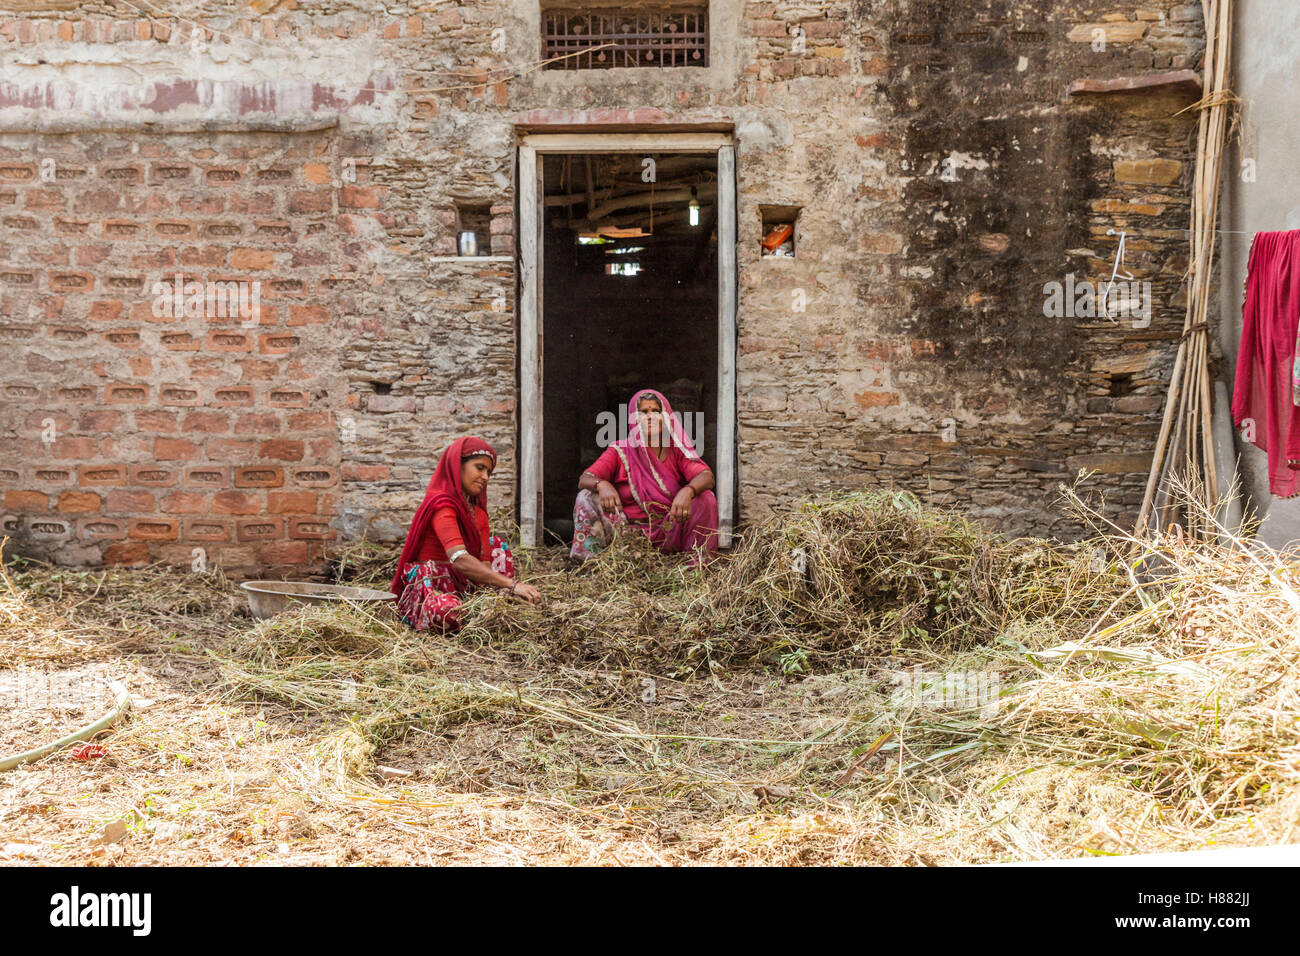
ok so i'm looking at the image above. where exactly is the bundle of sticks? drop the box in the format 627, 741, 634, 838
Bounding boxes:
1134, 0, 1237, 540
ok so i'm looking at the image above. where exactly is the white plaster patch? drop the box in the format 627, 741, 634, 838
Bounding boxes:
734, 112, 795, 153
944, 150, 992, 172
0, 36, 395, 131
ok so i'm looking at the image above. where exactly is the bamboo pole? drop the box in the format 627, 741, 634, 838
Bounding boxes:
1134, 0, 1235, 539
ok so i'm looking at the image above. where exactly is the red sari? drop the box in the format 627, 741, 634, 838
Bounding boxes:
1233, 230, 1300, 498
391, 436, 514, 631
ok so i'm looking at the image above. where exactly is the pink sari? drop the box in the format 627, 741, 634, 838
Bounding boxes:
572, 388, 719, 564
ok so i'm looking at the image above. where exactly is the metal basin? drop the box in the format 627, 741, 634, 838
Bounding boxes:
240, 580, 396, 620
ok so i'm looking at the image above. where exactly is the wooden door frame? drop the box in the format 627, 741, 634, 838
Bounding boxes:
516, 131, 737, 548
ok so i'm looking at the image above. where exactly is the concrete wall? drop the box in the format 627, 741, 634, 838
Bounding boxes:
1219, 0, 1300, 549
0, 1, 1208, 573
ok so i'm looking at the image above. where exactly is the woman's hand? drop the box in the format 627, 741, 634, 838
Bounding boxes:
665, 486, 695, 528
597, 480, 622, 517
511, 582, 542, 605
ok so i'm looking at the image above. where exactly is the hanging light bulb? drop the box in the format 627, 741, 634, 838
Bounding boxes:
688, 186, 700, 227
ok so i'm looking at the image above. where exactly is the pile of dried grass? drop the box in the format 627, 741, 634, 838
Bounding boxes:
1, 542, 64, 661
207, 504, 1300, 857
459, 491, 1128, 676
458, 528, 707, 674
326, 540, 401, 590
1, 539, 239, 666
2, 540, 240, 656
708, 490, 1124, 663
1004, 527, 1300, 827
833, 504, 1300, 851
217, 603, 509, 766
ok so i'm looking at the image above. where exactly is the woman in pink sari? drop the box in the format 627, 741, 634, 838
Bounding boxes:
571, 388, 719, 565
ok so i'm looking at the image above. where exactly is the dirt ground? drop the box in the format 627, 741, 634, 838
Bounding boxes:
1, 622, 957, 866
3, 519, 1298, 867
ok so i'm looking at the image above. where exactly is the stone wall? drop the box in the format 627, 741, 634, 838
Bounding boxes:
0, 1, 1207, 571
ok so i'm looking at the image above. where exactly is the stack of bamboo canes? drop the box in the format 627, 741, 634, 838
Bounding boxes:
1134, 0, 1236, 539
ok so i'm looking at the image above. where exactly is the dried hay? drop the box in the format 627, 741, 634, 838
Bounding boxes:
3, 487, 1299, 865
460, 490, 1128, 675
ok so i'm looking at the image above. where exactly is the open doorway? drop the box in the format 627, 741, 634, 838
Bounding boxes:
539, 151, 719, 545
516, 132, 736, 549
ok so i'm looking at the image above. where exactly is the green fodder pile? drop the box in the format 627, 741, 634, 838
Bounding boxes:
458, 526, 713, 674
708, 491, 1124, 661
459, 490, 1129, 675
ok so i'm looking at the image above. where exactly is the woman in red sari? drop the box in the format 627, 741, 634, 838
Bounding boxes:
392, 436, 541, 631
571, 388, 719, 565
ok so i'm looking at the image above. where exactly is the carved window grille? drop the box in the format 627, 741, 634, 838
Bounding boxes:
543, 7, 709, 69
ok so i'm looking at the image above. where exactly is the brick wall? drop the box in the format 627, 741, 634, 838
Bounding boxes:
0, 132, 349, 573
0, 1, 1208, 570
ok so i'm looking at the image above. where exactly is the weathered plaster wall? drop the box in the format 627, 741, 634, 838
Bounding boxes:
1219, 0, 1300, 550
0, 1, 1207, 572
729, 1, 1204, 537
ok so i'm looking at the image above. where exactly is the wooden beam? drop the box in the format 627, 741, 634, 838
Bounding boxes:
584, 155, 596, 215
519, 132, 731, 152
716, 144, 737, 548
517, 145, 542, 548
1067, 70, 1202, 97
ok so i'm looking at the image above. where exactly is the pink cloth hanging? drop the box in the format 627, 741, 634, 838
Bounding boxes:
1232, 230, 1300, 498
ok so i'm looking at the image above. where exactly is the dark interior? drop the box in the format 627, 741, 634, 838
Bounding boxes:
540, 151, 719, 544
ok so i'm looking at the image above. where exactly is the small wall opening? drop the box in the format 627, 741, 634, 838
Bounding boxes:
455, 202, 493, 256
541, 3, 709, 70
1108, 372, 1135, 398
760, 204, 800, 257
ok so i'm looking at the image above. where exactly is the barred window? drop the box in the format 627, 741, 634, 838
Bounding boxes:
543, 6, 709, 69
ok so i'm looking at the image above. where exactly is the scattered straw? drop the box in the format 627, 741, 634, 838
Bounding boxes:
2, 490, 1297, 865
